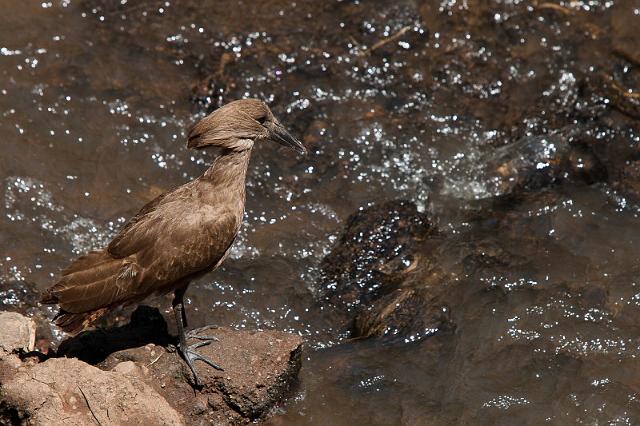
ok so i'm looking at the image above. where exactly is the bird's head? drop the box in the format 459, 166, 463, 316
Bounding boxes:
187, 99, 306, 154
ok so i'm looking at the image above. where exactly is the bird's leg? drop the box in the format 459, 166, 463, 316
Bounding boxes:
172, 287, 223, 386
180, 291, 188, 328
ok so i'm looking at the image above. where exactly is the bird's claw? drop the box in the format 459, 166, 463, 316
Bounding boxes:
186, 325, 220, 343
187, 324, 219, 335
178, 341, 224, 386
187, 333, 219, 342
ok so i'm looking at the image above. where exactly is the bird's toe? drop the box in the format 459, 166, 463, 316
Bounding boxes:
177, 340, 224, 386
186, 325, 220, 342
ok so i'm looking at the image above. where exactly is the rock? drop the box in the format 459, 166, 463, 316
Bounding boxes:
319, 200, 435, 335
614, 160, 640, 203
320, 200, 432, 311
588, 73, 640, 120
0, 281, 53, 354
319, 200, 460, 341
612, 0, 640, 65
0, 308, 303, 425
1, 357, 184, 425
0, 312, 35, 354
353, 288, 453, 340
57, 305, 173, 364
99, 327, 303, 423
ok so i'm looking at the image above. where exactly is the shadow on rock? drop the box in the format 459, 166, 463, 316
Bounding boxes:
56, 305, 173, 364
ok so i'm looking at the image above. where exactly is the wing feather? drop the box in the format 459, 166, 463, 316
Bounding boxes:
42, 181, 241, 333
107, 189, 173, 258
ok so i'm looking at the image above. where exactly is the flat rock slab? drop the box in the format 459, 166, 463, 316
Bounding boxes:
99, 327, 303, 423
2, 357, 183, 425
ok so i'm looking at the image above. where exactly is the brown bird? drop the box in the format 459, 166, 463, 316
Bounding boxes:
41, 99, 306, 384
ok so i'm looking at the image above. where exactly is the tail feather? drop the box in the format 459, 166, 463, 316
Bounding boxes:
50, 277, 119, 312
54, 308, 109, 334
61, 259, 122, 284
61, 250, 113, 275
41, 250, 141, 333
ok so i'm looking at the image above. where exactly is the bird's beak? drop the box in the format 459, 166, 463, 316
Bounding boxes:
269, 120, 307, 155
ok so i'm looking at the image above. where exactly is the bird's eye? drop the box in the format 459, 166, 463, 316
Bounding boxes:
256, 115, 268, 125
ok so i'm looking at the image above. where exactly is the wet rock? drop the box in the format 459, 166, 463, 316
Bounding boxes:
481, 132, 608, 198
319, 200, 461, 340
611, 0, 640, 66
353, 288, 453, 340
566, 143, 608, 185
589, 73, 640, 120
614, 160, 640, 203
320, 200, 432, 312
320, 196, 570, 342
0, 311, 35, 354
0, 309, 303, 424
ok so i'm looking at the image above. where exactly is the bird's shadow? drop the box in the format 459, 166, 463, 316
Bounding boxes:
55, 305, 175, 365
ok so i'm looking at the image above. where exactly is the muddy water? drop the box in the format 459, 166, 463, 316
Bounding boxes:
2, 0, 640, 424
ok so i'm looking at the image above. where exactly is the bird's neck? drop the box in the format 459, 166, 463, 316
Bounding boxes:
201, 148, 252, 190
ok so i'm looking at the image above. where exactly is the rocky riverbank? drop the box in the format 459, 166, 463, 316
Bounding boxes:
0, 309, 302, 425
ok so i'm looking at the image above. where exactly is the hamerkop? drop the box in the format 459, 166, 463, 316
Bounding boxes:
41, 99, 306, 384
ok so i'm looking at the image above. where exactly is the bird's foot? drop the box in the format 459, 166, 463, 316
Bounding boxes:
178, 340, 224, 387
186, 325, 220, 342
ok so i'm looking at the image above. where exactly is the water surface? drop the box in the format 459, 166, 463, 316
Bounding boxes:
2, 0, 640, 424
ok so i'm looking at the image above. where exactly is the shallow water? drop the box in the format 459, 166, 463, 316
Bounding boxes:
2, 0, 640, 424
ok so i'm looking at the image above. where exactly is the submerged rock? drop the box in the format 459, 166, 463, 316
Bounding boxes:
353, 287, 453, 340
614, 160, 640, 203
320, 199, 454, 340
320, 200, 432, 311
0, 309, 303, 425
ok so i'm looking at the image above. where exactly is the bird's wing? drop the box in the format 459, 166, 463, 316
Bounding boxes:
42, 204, 238, 321
107, 189, 174, 258
136, 206, 239, 282
107, 189, 239, 280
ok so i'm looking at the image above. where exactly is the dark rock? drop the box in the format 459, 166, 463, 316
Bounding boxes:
614, 160, 640, 203
612, 0, 640, 66
320, 200, 432, 311
353, 288, 453, 340
319, 200, 462, 341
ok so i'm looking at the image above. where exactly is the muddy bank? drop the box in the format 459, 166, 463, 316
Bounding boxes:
0, 308, 302, 425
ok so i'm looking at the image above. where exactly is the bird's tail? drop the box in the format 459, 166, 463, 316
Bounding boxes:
41, 250, 140, 334
51, 308, 110, 334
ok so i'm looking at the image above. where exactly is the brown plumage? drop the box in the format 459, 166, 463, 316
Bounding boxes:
41, 99, 306, 383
